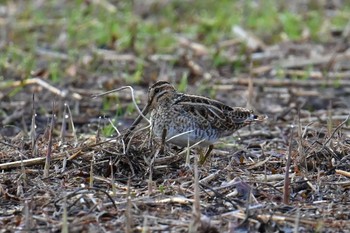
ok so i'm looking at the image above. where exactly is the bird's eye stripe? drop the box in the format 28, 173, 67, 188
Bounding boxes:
155, 90, 168, 101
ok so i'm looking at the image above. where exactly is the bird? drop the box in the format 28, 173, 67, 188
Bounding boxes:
125, 81, 266, 162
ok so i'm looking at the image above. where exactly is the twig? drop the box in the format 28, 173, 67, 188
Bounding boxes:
0, 157, 47, 170
92, 86, 150, 125
232, 25, 266, 50
153, 197, 194, 205
287, 70, 350, 79
125, 124, 151, 153
199, 170, 221, 184
246, 156, 271, 170
108, 118, 126, 154
335, 169, 350, 178
0, 78, 82, 100
154, 154, 182, 165
94, 86, 152, 150
218, 77, 350, 88
93, 49, 139, 62
273, 50, 350, 68
36, 47, 69, 60
166, 130, 194, 143
183, 55, 205, 77
300, 115, 349, 124
0, 140, 21, 150
255, 173, 295, 181
1, 109, 25, 125
178, 139, 205, 156
315, 114, 350, 154
304, 177, 317, 192
0, 139, 113, 170
177, 36, 208, 56
91, 0, 117, 13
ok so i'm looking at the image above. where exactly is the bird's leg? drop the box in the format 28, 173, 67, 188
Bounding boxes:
199, 144, 214, 165
160, 128, 167, 154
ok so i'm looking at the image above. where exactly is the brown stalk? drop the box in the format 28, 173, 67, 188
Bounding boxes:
283, 123, 294, 205
293, 208, 301, 233
297, 107, 305, 166
125, 178, 133, 233
327, 101, 333, 135
110, 158, 116, 196
44, 102, 55, 178
61, 197, 68, 233
89, 155, 94, 188
147, 149, 160, 196
30, 94, 37, 157
65, 102, 78, 147
125, 124, 151, 154
247, 50, 254, 110
96, 116, 101, 143
189, 154, 201, 232
59, 102, 67, 146
19, 151, 27, 181
23, 200, 33, 231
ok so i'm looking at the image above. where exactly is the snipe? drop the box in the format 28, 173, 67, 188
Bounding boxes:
125, 81, 266, 162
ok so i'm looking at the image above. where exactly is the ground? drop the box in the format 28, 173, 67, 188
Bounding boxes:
0, 1, 350, 232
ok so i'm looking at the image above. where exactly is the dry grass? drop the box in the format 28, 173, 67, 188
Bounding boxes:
1, 1, 350, 232
1, 111, 349, 232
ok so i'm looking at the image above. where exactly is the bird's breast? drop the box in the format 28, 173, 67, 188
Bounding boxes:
150, 108, 219, 147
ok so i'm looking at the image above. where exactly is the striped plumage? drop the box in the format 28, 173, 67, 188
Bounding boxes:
127, 81, 266, 158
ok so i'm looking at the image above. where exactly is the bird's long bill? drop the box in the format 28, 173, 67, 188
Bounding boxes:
124, 103, 151, 139
243, 114, 268, 125
255, 114, 268, 122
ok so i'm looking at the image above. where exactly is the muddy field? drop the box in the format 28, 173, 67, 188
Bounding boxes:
1, 1, 350, 232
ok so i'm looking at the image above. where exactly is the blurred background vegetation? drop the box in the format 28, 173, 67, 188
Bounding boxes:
0, 0, 349, 132
1, 0, 349, 83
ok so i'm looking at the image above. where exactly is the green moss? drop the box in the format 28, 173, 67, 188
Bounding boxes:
48, 62, 60, 83
279, 12, 302, 40
177, 73, 188, 93
102, 121, 117, 137
306, 10, 323, 40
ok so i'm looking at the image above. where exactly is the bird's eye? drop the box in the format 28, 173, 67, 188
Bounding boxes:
154, 88, 160, 94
